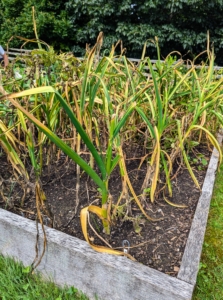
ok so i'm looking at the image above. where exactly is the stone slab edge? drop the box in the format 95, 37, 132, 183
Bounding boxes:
1, 131, 222, 300
178, 130, 223, 285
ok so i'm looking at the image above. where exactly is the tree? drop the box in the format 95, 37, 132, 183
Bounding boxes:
0, 0, 71, 51
65, 0, 223, 62
1, 0, 223, 63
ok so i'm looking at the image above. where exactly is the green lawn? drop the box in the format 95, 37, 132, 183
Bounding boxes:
0, 256, 88, 300
193, 158, 223, 299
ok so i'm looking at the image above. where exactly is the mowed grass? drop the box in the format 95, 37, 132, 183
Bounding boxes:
0, 256, 89, 300
193, 156, 223, 300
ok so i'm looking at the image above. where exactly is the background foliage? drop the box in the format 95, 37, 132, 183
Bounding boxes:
1, 0, 223, 62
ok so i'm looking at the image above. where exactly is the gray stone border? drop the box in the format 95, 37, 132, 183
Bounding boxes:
0, 131, 222, 300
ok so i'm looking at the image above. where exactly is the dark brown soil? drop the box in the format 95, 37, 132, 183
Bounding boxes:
0, 144, 211, 277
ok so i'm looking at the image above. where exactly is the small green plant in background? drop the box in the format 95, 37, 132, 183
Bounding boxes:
193, 159, 223, 300
0, 255, 89, 300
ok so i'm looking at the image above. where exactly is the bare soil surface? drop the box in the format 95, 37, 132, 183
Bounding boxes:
0, 144, 211, 277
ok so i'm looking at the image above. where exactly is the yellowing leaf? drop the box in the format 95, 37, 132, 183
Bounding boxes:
80, 206, 136, 260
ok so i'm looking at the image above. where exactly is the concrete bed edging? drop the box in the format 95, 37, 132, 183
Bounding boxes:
0, 130, 222, 300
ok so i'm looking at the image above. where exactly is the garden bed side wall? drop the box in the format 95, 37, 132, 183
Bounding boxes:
0, 209, 193, 300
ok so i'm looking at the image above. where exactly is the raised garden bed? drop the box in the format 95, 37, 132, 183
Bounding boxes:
0, 130, 222, 300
